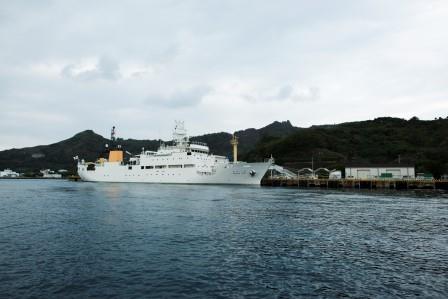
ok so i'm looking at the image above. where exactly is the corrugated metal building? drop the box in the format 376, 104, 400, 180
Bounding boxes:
345, 164, 415, 179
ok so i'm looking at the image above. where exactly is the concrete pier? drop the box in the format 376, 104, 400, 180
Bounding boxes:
261, 178, 448, 190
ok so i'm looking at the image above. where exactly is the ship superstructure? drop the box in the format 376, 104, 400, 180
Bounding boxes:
77, 122, 272, 184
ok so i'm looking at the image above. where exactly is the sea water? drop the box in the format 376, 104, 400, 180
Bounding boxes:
0, 179, 447, 298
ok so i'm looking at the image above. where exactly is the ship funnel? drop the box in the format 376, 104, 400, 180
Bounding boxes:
230, 134, 239, 163
108, 150, 123, 162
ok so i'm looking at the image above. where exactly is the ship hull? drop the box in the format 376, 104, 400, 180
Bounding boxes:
78, 161, 271, 185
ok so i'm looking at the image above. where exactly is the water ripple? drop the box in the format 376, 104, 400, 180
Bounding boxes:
0, 180, 447, 298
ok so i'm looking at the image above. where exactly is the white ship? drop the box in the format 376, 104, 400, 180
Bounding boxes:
77, 122, 273, 185
0, 169, 19, 178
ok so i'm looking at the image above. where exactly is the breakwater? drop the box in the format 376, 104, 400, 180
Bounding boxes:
262, 178, 448, 190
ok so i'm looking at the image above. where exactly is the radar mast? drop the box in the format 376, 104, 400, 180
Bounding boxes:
173, 120, 189, 147
111, 126, 116, 142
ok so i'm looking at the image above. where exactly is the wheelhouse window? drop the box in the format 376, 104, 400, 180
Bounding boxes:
145, 166, 153, 169
155, 165, 166, 169
184, 164, 195, 168
191, 149, 208, 154
168, 165, 182, 168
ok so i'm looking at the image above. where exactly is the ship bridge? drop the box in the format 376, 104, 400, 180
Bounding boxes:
189, 141, 209, 153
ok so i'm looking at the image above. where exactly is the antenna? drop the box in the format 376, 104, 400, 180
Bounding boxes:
111, 126, 116, 141
173, 120, 188, 146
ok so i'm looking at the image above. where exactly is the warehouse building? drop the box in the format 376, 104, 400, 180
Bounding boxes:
345, 164, 415, 179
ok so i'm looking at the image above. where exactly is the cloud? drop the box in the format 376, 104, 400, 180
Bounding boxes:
0, 1, 448, 149
61, 56, 121, 81
276, 85, 294, 99
276, 85, 320, 102
242, 84, 320, 102
146, 86, 212, 108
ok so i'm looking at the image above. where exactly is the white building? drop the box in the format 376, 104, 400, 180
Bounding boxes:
40, 169, 62, 179
0, 169, 19, 178
345, 164, 415, 179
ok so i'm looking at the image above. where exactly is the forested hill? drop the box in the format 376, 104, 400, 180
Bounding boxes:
0, 120, 297, 174
242, 117, 448, 177
0, 117, 447, 177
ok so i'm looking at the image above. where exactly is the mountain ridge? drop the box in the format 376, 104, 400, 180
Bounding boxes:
1, 117, 447, 177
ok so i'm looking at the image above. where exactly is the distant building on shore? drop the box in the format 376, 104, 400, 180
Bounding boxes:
0, 169, 20, 178
40, 169, 62, 179
345, 164, 415, 179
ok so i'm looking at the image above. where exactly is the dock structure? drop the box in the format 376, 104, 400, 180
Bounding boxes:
68, 175, 81, 181
261, 178, 448, 190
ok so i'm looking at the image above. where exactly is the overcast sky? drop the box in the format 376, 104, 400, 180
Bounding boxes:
1, 0, 447, 150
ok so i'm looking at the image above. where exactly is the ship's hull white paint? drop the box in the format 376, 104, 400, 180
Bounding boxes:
78, 161, 270, 185
77, 122, 272, 185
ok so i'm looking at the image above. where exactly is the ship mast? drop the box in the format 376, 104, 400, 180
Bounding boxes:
108, 126, 123, 162
111, 126, 116, 141
230, 134, 238, 163
173, 120, 188, 147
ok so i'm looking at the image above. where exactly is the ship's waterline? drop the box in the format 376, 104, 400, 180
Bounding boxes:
77, 122, 273, 184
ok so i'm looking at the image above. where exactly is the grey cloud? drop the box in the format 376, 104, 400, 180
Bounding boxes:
146, 86, 212, 108
0, 1, 447, 149
273, 85, 320, 102
289, 86, 320, 102
276, 85, 294, 99
61, 56, 120, 81
96, 56, 120, 80
244, 85, 320, 103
